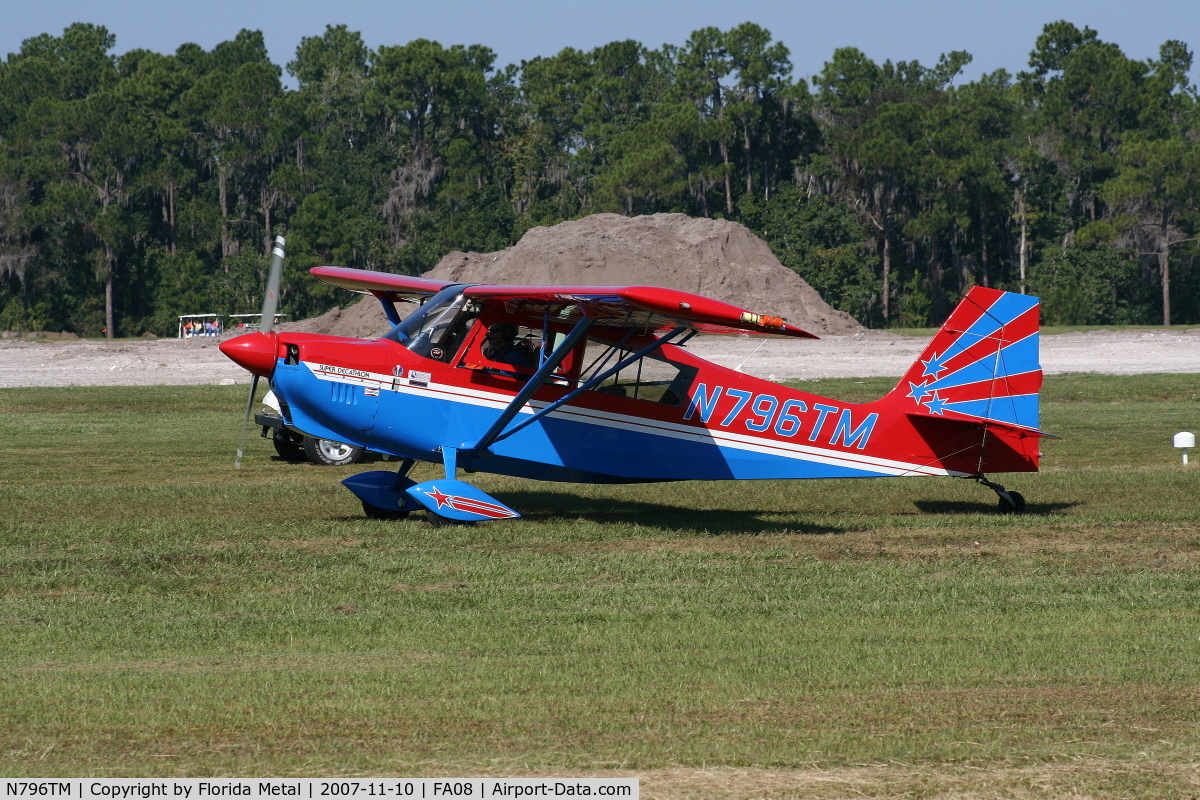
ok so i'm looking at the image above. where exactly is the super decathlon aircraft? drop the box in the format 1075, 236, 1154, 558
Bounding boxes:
220, 240, 1050, 524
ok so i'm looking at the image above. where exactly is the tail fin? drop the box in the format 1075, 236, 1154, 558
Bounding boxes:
892, 287, 1044, 433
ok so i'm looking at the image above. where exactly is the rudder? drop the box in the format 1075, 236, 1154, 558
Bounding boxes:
891, 287, 1043, 431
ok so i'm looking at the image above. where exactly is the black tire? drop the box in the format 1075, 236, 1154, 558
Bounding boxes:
270, 428, 306, 461
361, 500, 410, 521
997, 490, 1026, 514
425, 510, 475, 527
304, 436, 364, 466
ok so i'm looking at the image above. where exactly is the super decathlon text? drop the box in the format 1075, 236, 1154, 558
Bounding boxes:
314, 363, 372, 379
684, 384, 879, 449
1, 781, 637, 800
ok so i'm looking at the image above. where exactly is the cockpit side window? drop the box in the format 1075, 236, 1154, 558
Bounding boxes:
580, 336, 697, 405
458, 315, 547, 377
381, 285, 461, 343
409, 300, 476, 361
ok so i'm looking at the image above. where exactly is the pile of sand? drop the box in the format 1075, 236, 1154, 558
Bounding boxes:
280, 213, 863, 339
275, 301, 389, 339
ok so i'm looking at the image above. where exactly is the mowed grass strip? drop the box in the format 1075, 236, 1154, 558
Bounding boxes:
1, 376, 1198, 796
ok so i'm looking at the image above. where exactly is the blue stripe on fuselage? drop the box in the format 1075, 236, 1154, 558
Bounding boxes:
275, 362, 893, 482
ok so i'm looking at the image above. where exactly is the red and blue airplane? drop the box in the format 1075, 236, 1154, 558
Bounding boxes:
221, 245, 1049, 524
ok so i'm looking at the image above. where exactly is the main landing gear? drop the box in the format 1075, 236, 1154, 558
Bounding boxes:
344, 454, 517, 525
969, 474, 1026, 514
357, 458, 418, 521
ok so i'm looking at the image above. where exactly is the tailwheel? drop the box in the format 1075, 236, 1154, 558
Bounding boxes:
997, 490, 1026, 515
972, 474, 1026, 515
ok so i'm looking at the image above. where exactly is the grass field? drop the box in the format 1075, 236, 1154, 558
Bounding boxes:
1, 375, 1198, 798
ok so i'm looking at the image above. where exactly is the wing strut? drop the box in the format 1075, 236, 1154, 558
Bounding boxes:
465, 317, 597, 456
466, 318, 693, 456
484, 326, 691, 449
380, 298, 402, 326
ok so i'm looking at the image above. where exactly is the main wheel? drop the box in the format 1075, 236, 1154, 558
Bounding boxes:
304, 437, 365, 466
997, 490, 1026, 514
361, 500, 410, 521
270, 428, 306, 461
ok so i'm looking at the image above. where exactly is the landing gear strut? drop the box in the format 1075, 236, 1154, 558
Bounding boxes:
970, 474, 1026, 514
356, 458, 419, 520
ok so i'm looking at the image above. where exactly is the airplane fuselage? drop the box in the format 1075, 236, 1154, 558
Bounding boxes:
264, 329, 1031, 485
219, 271, 1045, 521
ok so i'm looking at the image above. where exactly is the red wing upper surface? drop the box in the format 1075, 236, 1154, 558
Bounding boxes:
311, 266, 817, 339
311, 266, 457, 304
462, 285, 816, 338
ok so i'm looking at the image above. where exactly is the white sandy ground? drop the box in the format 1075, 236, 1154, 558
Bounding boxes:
2, 328, 1199, 388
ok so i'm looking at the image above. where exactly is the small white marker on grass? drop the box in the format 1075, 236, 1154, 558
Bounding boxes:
1174, 431, 1195, 465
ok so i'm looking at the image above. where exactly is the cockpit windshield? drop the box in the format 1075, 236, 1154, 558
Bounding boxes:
381, 284, 476, 361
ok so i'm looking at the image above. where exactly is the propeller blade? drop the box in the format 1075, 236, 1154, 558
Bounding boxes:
260, 235, 285, 335
234, 235, 284, 468
235, 374, 260, 469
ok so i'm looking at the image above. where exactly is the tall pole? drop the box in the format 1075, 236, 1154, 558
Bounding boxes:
1017, 193, 1028, 295
1161, 210, 1171, 326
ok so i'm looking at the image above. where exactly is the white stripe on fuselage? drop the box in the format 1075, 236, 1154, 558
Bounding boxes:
301, 361, 961, 478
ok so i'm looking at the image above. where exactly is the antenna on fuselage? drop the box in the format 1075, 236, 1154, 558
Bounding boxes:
733, 338, 768, 373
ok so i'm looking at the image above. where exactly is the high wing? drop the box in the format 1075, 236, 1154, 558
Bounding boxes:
311, 266, 456, 303
462, 285, 816, 338
311, 266, 817, 339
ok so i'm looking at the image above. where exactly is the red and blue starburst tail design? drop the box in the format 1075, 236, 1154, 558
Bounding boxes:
893, 287, 1043, 431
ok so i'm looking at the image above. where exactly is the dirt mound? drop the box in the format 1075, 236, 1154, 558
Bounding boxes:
276, 300, 396, 340
283, 213, 863, 339
428, 213, 863, 335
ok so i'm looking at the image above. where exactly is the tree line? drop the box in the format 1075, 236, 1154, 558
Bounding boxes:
1, 20, 1197, 337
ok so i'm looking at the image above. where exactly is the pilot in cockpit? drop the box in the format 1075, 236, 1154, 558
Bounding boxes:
482, 323, 536, 369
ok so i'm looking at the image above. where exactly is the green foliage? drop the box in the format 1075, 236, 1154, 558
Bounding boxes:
2, 19, 1199, 337
210, 250, 273, 316
0, 295, 38, 331
737, 186, 877, 323
287, 24, 370, 87
1031, 245, 1154, 324
363, 185, 525, 278
896, 271, 934, 327
144, 250, 215, 335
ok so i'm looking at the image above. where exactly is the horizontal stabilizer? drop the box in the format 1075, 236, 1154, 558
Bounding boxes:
905, 413, 1058, 440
